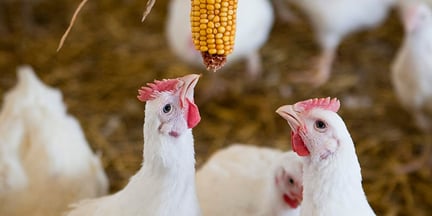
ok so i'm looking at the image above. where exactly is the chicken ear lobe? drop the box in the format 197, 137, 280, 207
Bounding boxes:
318, 140, 338, 160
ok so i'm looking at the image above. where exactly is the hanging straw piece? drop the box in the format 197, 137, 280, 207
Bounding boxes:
57, 0, 89, 52
141, 0, 157, 22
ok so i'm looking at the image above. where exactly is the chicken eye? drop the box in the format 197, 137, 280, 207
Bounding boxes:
162, 104, 172, 113
288, 178, 294, 185
315, 120, 326, 130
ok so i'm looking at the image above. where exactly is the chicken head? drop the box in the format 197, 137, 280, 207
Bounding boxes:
276, 98, 345, 161
400, 1, 432, 34
138, 74, 201, 138
273, 152, 303, 209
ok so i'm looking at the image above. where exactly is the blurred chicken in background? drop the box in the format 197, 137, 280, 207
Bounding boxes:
0, 66, 108, 216
280, 0, 396, 87
392, 0, 432, 132
166, 0, 274, 77
390, 1, 432, 174
196, 144, 303, 216
166, 0, 274, 97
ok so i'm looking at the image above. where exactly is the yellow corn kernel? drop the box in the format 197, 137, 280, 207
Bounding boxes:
190, 0, 238, 71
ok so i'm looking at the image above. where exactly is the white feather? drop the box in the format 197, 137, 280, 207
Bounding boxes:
277, 101, 375, 216
66, 78, 201, 216
391, 1, 432, 131
0, 66, 108, 216
196, 144, 302, 216
289, 0, 395, 50
301, 112, 374, 216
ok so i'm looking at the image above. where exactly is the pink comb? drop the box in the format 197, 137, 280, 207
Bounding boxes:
294, 97, 340, 113
137, 79, 180, 102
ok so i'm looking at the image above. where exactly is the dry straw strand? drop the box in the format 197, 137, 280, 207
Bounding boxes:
141, 0, 157, 22
57, 0, 89, 52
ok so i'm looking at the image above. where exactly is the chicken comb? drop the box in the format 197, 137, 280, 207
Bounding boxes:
294, 97, 340, 113
137, 79, 180, 102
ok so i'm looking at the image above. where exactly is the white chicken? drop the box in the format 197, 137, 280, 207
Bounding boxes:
166, 0, 274, 77
66, 74, 202, 216
391, 1, 432, 132
285, 0, 395, 86
277, 98, 375, 216
0, 66, 108, 216
196, 144, 303, 216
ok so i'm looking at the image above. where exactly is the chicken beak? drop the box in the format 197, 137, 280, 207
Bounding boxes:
276, 105, 301, 131
276, 105, 310, 156
294, 186, 303, 203
179, 74, 201, 129
179, 74, 200, 107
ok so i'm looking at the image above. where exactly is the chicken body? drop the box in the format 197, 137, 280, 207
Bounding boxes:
287, 0, 395, 86
0, 66, 108, 216
66, 74, 202, 216
196, 144, 303, 216
166, 0, 274, 77
277, 98, 375, 216
392, 1, 432, 131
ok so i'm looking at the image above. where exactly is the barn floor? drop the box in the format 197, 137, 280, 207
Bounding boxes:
0, 1, 431, 215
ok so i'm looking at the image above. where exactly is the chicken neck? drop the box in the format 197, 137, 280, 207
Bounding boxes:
300, 137, 374, 216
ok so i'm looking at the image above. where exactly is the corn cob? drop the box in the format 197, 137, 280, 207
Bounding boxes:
190, 0, 238, 72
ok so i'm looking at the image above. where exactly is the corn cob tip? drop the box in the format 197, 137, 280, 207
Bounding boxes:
201, 52, 227, 72
190, 0, 237, 71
